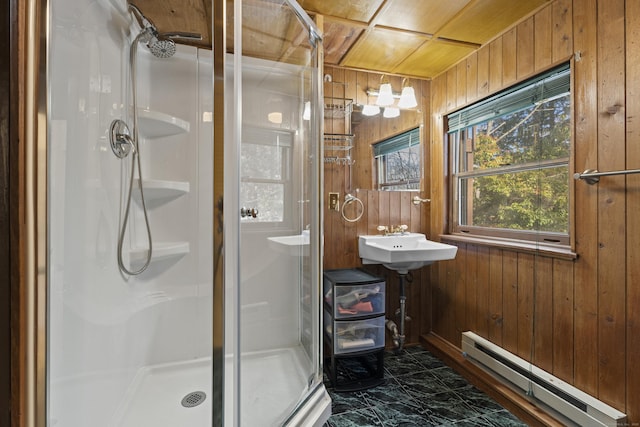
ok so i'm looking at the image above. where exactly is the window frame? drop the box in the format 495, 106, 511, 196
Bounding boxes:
240, 126, 295, 227
446, 63, 573, 248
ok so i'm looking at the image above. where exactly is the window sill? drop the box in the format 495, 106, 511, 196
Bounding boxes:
440, 233, 578, 261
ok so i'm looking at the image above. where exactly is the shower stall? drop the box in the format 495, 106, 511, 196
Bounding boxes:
44, 0, 329, 425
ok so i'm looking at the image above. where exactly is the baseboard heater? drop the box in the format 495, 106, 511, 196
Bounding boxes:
461, 332, 627, 427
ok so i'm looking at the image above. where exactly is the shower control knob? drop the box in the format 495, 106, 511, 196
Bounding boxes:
251, 208, 258, 218
240, 207, 248, 218
109, 119, 134, 159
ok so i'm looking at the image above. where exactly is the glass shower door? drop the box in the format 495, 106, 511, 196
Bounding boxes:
222, 0, 329, 425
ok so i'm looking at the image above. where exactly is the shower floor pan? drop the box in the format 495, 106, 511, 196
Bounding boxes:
114, 346, 308, 426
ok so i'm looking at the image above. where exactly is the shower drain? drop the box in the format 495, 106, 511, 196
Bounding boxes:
181, 391, 207, 408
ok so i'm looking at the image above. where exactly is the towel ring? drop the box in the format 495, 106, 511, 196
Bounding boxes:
341, 193, 364, 222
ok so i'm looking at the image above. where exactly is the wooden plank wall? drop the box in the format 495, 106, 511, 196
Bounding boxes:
322, 66, 432, 346
429, 0, 640, 422
0, 0, 12, 424
323, 189, 430, 345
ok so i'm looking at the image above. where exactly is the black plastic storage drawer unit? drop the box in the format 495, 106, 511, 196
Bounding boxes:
323, 268, 386, 391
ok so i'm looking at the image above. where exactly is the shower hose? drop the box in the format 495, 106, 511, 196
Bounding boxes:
117, 29, 154, 276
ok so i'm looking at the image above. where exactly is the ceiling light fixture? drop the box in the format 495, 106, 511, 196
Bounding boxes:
397, 78, 418, 109
375, 75, 394, 107
383, 107, 400, 118
368, 77, 418, 110
362, 104, 381, 116
361, 89, 380, 116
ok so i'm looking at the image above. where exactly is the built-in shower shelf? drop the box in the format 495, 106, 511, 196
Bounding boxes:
132, 179, 190, 206
137, 109, 190, 138
129, 241, 190, 267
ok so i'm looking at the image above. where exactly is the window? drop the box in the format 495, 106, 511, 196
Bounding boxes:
447, 63, 571, 244
241, 127, 292, 223
374, 127, 421, 190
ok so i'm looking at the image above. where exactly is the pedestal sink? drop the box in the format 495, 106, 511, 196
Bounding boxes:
358, 232, 457, 353
358, 232, 457, 274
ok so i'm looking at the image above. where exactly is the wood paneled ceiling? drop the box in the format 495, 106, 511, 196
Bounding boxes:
130, 0, 550, 79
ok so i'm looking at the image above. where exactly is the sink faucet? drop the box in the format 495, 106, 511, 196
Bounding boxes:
391, 224, 409, 234
377, 225, 408, 235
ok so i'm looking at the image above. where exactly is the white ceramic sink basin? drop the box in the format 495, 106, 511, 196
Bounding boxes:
358, 232, 458, 273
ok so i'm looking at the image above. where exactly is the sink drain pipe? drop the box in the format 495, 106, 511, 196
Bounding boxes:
385, 318, 402, 350
386, 272, 411, 353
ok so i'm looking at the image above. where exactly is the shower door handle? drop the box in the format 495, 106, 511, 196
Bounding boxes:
240, 207, 259, 218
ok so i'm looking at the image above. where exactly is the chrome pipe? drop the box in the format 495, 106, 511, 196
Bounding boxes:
128, 3, 155, 29
397, 274, 407, 353
385, 319, 400, 348
161, 31, 203, 41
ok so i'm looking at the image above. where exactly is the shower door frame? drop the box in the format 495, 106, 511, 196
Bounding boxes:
11, 0, 325, 425
211, 0, 226, 425
13, 0, 49, 424
217, 0, 327, 425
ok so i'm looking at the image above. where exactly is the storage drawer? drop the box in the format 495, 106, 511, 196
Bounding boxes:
324, 282, 385, 319
323, 269, 385, 319
324, 312, 385, 354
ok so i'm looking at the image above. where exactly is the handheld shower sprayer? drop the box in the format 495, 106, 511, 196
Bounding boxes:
110, 4, 203, 276
128, 3, 202, 59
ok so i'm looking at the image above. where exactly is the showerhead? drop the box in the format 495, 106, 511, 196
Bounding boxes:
148, 36, 176, 59
128, 3, 202, 59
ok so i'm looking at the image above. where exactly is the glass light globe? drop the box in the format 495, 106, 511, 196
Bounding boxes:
376, 83, 394, 106
397, 86, 418, 109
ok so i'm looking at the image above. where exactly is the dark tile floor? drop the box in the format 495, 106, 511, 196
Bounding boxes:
323, 346, 528, 427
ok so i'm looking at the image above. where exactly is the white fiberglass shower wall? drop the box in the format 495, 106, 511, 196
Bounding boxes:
48, 0, 213, 424
46, 0, 328, 425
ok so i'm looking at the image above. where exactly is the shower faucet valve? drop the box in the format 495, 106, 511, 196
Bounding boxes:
109, 119, 134, 159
